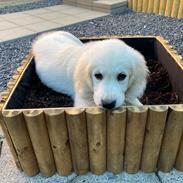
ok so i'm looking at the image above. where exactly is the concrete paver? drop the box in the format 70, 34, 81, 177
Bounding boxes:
0, 4, 108, 41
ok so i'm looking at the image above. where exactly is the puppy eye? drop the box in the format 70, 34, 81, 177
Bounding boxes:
95, 73, 103, 80
117, 73, 126, 81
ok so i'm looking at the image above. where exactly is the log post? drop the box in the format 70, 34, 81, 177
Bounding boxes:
3, 110, 39, 176
178, 0, 183, 18
165, 0, 174, 16
107, 107, 126, 173
128, 0, 133, 9
141, 106, 168, 172
153, 0, 160, 13
171, 0, 180, 17
175, 133, 183, 171
124, 106, 148, 173
132, 0, 138, 11
65, 108, 89, 175
45, 109, 72, 176
86, 108, 106, 175
158, 105, 183, 172
159, 0, 167, 15
137, 0, 143, 12
24, 110, 56, 176
147, 0, 154, 13
142, 0, 149, 12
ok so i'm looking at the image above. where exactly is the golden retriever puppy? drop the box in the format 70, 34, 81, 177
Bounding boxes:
33, 31, 149, 109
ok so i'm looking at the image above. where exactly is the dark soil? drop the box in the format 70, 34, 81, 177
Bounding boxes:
20, 59, 179, 109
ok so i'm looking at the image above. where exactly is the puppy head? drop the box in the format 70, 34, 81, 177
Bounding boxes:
74, 39, 149, 109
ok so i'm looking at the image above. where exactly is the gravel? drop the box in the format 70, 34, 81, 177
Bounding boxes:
0, 0, 63, 14
0, 9, 183, 94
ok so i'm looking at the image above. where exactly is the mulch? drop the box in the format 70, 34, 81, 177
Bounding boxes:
21, 59, 179, 109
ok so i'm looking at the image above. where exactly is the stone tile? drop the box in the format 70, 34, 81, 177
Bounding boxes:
45, 4, 75, 11
158, 169, 183, 183
52, 16, 82, 26
24, 8, 53, 15
0, 27, 35, 41
0, 12, 33, 20
35, 12, 68, 20
9, 16, 45, 26
76, 10, 108, 18
0, 21, 18, 31
59, 7, 90, 15
25, 21, 61, 32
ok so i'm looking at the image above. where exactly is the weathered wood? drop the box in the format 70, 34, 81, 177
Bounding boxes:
147, 0, 154, 13
3, 111, 39, 176
66, 108, 89, 175
128, 0, 132, 9
178, 0, 183, 18
137, 0, 143, 12
86, 108, 106, 175
158, 105, 183, 172
141, 106, 168, 172
45, 109, 72, 176
171, 0, 180, 17
159, 0, 167, 15
124, 106, 148, 173
107, 107, 126, 173
132, 0, 138, 11
24, 110, 56, 176
0, 105, 22, 170
153, 0, 160, 13
175, 132, 183, 171
165, 0, 174, 16
142, 0, 148, 12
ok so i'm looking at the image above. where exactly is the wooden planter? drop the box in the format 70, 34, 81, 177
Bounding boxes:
0, 36, 183, 177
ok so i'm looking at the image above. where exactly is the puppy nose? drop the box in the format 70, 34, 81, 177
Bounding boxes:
102, 100, 116, 109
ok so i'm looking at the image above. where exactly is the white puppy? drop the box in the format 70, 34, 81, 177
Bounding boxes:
33, 31, 149, 109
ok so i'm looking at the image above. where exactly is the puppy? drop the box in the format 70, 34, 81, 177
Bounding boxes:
33, 31, 149, 109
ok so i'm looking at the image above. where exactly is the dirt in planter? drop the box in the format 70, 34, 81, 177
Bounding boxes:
21, 59, 179, 108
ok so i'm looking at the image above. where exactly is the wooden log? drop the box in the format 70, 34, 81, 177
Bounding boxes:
147, 0, 154, 13
137, 0, 143, 12
141, 106, 168, 172
24, 110, 56, 176
128, 0, 133, 9
142, 0, 149, 12
165, 0, 174, 16
171, 0, 180, 17
158, 105, 183, 172
3, 111, 39, 176
0, 106, 22, 170
132, 0, 138, 11
124, 106, 148, 173
86, 108, 106, 175
175, 132, 183, 171
44, 109, 72, 176
107, 107, 126, 173
66, 108, 89, 175
178, 0, 183, 18
153, 0, 160, 13
159, 0, 167, 15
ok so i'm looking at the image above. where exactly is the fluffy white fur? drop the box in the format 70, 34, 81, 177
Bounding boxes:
33, 31, 149, 108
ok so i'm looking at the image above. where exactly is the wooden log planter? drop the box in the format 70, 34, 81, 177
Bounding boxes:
0, 36, 183, 177
128, 0, 183, 19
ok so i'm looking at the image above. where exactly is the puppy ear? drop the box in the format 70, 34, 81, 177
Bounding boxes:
73, 54, 93, 99
126, 52, 149, 100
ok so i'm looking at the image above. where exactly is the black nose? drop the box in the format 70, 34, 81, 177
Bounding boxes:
102, 100, 116, 109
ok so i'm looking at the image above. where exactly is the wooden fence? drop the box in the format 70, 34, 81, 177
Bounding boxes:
128, 0, 183, 19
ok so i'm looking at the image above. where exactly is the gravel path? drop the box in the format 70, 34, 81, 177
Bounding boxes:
0, 10, 183, 93
0, 0, 62, 14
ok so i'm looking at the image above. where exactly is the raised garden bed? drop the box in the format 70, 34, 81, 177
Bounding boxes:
0, 36, 183, 177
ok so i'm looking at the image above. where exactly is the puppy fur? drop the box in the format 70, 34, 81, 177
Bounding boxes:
33, 31, 149, 108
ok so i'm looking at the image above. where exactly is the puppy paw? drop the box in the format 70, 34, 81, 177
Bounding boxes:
125, 98, 143, 106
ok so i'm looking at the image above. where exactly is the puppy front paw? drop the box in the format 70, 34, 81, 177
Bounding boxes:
125, 98, 143, 106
